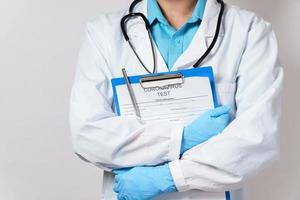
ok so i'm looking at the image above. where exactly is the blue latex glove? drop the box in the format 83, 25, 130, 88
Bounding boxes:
181, 105, 231, 154
113, 164, 176, 200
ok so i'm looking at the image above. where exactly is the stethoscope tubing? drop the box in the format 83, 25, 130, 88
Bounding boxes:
193, 0, 225, 67
121, 0, 225, 74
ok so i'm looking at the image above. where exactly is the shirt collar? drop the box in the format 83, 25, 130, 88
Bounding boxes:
147, 0, 168, 25
147, 0, 207, 25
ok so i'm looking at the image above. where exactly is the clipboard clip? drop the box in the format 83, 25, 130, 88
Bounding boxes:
140, 73, 184, 89
121, 68, 184, 118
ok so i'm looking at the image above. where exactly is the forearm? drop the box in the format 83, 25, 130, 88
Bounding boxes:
169, 69, 283, 192
71, 109, 183, 170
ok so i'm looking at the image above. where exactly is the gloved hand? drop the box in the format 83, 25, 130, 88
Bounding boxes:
113, 164, 176, 200
181, 105, 231, 154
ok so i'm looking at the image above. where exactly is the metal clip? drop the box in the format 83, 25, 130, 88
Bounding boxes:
140, 73, 184, 89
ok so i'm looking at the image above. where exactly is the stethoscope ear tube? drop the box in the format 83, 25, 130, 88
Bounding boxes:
129, 0, 143, 14
121, 12, 151, 41
193, 0, 225, 67
120, 7, 156, 73
120, 15, 130, 41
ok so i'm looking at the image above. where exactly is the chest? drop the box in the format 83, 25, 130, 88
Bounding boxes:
107, 22, 247, 111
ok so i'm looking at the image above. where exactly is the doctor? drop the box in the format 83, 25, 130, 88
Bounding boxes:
70, 0, 283, 199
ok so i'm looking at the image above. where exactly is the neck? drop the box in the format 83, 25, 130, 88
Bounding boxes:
157, 0, 197, 30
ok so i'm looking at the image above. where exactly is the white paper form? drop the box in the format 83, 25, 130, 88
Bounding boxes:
115, 76, 215, 126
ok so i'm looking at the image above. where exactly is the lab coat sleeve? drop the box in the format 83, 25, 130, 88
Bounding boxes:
70, 23, 183, 171
169, 20, 283, 192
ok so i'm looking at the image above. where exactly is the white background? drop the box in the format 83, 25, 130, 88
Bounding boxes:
0, 0, 299, 199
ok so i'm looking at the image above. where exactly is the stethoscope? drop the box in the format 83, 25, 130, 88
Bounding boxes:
121, 0, 225, 74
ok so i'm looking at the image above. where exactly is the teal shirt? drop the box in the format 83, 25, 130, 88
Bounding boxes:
147, 0, 207, 70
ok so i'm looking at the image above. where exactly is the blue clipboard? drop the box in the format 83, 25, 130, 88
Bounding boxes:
112, 66, 218, 116
111, 66, 230, 200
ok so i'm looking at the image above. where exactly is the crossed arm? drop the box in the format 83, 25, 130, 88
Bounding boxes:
70, 21, 283, 199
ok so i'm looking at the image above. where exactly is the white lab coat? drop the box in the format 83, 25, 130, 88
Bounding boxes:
70, 0, 283, 199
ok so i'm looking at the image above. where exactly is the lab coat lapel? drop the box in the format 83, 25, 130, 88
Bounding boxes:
126, 0, 168, 73
172, 0, 225, 71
